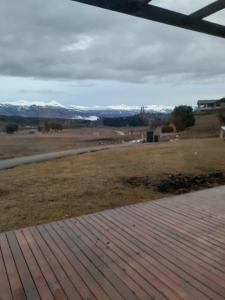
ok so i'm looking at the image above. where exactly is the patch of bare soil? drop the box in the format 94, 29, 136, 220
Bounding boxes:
122, 172, 225, 194
154, 172, 225, 194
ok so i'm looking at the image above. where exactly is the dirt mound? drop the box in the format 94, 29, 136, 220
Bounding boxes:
121, 172, 225, 194
154, 172, 225, 194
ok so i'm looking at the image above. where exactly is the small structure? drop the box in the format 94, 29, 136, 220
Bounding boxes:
146, 131, 159, 143
220, 126, 225, 139
146, 131, 154, 143
197, 98, 225, 110
154, 135, 159, 143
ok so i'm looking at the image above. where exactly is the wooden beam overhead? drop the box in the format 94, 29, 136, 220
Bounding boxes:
190, 0, 225, 20
71, 0, 225, 39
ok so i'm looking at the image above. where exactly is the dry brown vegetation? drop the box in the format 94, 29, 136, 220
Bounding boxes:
0, 127, 146, 160
0, 137, 225, 233
180, 111, 221, 138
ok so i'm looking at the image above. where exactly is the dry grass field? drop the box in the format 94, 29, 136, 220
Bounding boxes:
0, 127, 146, 160
0, 137, 224, 233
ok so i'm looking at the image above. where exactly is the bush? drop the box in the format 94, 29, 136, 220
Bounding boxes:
43, 121, 63, 132
5, 123, 18, 134
172, 105, 195, 131
162, 125, 174, 133
218, 112, 225, 125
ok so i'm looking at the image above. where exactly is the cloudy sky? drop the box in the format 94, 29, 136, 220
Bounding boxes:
0, 0, 225, 107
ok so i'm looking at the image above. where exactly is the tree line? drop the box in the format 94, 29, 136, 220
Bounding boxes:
102, 105, 195, 131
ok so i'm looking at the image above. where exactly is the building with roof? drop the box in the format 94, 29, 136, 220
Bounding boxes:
197, 98, 225, 110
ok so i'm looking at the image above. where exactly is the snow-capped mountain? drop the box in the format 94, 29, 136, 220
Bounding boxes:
0, 101, 173, 119
70, 104, 173, 114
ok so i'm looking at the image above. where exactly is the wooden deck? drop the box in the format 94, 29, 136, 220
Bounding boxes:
1, 186, 225, 300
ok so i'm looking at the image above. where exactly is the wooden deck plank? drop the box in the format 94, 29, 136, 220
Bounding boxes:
114, 206, 225, 292
6, 232, 40, 300
149, 202, 225, 250
64, 219, 159, 300
45, 222, 113, 300
29, 227, 82, 300
87, 212, 222, 297
131, 202, 225, 255
15, 230, 54, 300
70, 218, 166, 300
51, 221, 122, 300
89, 213, 213, 300
37, 224, 97, 300
125, 205, 225, 275
56, 221, 138, 300
0, 234, 26, 300
101, 208, 225, 299
0, 242, 13, 300
1, 186, 225, 299
136, 202, 225, 259
22, 228, 68, 300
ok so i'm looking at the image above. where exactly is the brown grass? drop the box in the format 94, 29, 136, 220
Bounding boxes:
0, 127, 146, 159
0, 137, 225, 233
181, 111, 221, 138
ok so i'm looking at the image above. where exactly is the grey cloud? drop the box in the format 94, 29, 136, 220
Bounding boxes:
19, 89, 66, 95
0, 0, 225, 84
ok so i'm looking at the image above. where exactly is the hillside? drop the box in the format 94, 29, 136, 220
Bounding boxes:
181, 110, 222, 138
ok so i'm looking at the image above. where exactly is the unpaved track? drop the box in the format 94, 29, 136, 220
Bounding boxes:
0, 143, 133, 170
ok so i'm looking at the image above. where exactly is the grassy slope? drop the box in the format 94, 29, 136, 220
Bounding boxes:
181, 110, 221, 138
0, 137, 225, 232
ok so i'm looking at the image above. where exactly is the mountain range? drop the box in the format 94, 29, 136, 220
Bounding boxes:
0, 101, 173, 120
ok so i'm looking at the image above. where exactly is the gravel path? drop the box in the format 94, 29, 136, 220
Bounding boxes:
0, 143, 132, 170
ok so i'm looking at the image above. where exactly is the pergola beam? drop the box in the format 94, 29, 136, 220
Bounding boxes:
71, 0, 225, 39
190, 0, 225, 20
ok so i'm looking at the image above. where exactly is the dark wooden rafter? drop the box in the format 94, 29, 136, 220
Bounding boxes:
71, 0, 225, 39
190, 0, 225, 20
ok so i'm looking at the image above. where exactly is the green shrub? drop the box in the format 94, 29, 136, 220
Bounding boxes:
162, 125, 174, 133
172, 106, 195, 131
5, 123, 18, 134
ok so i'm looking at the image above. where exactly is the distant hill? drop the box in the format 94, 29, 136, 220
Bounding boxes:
0, 115, 92, 131
0, 101, 173, 119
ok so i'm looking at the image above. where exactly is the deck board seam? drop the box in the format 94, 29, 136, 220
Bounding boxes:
44, 223, 98, 300
7, 231, 41, 300
51, 221, 117, 300
152, 203, 225, 249
59, 220, 137, 300
124, 206, 225, 267
118, 206, 225, 286
123, 205, 225, 274
89, 214, 203, 300
78, 216, 173, 300
35, 226, 83, 300
0, 237, 13, 300
97, 211, 224, 299
66, 219, 161, 300
28, 227, 72, 300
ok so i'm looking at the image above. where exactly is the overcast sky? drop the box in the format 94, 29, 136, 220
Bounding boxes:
0, 0, 225, 107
